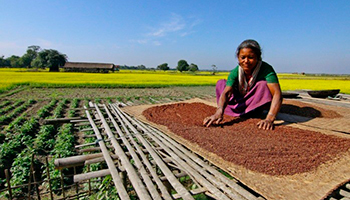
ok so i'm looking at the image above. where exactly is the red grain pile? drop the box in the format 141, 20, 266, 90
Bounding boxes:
143, 102, 350, 176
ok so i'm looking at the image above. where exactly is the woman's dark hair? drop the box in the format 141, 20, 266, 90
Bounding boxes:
236, 39, 262, 60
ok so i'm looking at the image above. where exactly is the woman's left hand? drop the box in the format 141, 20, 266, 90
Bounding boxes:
257, 119, 274, 130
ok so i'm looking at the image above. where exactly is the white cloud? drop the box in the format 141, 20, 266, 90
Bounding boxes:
148, 13, 185, 37
132, 13, 201, 46
180, 31, 195, 37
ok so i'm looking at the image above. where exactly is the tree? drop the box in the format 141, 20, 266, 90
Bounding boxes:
157, 63, 169, 71
176, 59, 189, 72
189, 63, 199, 72
0, 55, 10, 67
31, 49, 67, 72
7, 55, 21, 68
137, 65, 146, 70
211, 64, 217, 75
20, 45, 41, 68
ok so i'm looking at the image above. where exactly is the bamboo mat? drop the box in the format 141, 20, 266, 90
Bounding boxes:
122, 98, 350, 200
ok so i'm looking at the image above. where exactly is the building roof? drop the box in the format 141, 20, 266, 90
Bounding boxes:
63, 62, 115, 69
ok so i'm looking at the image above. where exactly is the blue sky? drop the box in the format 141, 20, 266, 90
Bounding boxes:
1, 0, 349, 74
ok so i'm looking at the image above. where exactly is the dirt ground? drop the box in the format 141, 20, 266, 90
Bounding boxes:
1, 86, 350, 199
1, 86, 216, 100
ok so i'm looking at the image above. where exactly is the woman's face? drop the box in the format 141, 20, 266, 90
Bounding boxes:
238, 48, 258, 74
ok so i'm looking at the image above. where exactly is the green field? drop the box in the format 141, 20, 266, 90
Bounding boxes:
1, 68, 350, 94
1, 68, 349, 199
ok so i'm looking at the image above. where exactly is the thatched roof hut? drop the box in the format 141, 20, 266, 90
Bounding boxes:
63, 62, 117, 73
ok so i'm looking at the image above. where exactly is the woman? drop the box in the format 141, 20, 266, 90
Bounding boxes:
203, 39, 282, 130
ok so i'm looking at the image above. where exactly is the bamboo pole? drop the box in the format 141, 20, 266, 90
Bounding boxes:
119, 110, 231, 200
31, 154, 41, 200
74, 166, 79, 199
87, 165, 91, 196
85, 107, 130, 200
60, 169, 65, 198
148, 125, 258, 200
78, 147, 101, 153
74, 169, 111, 182
28, 155, 33, 200
5, 169, 12, 200
111, 104, 194, 200
104, 104, 165, 200
172, 187, 207, 199
45, 157, 54, 200
94, 103, 152, 200
146, 124, 245, 200
43, 117, 84, 125
109, 104, 178, 200
129, 107, 258, 200
54, 153, 104, 169
84, 154, 119, 166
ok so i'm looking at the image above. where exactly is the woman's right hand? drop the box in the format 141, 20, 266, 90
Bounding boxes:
203, 110, 223, 127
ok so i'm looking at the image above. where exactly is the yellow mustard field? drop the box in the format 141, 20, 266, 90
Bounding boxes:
1, 68, 349, 94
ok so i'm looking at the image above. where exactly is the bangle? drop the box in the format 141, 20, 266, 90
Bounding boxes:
267, 112, 276, 120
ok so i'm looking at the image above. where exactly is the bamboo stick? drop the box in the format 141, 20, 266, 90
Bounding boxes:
5, 169, 12, 200
111, 104, 194, 200
31, 154, 41, 200
104, 104, 165, 200
110, 104, 180, 200
139, 122, 247, 200
84, 154, 120, 166
74, 169, 111, 182
85, 107, 130, 200
28, 154, 33, 200
172, 187, 207, 199
148, 125, 259, 200
43, 117, 84, 125
54, 153, 104, 169
340, 189, 350, 198
60, 168, 65, 198
94, 104, 152, 200
45, 157, 54, 200
123, 112, 231, 200
78, 147, 101, 153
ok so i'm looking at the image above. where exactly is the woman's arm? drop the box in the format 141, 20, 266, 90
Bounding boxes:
257, 83, 283, 130
203, 85, 233, 127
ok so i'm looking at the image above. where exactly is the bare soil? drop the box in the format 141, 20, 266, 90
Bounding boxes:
143, 102, 350, 176
3, 86, 215, 100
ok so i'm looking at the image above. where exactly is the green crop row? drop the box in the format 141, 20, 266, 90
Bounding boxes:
37, 99, 58, 119
0, 99, 35, 126
41, 99, 78, 193
0, 118, 39, 181
0, 98, 84, 198
9, 149, 41, 197
0, 100, 24, 115
53, 99, 68, 119
45, 123, 76, 193
5, 114, 27, 132
34, 125, 56, 155
0, 101, 11, 109
68, 98, 79, 117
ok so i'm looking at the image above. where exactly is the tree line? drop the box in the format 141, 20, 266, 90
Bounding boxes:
156, 60, 198, 72
1, 46, 202, 72
0, 45, 67, 72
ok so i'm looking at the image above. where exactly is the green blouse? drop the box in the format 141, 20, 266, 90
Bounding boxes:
226, 61, 279, 88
